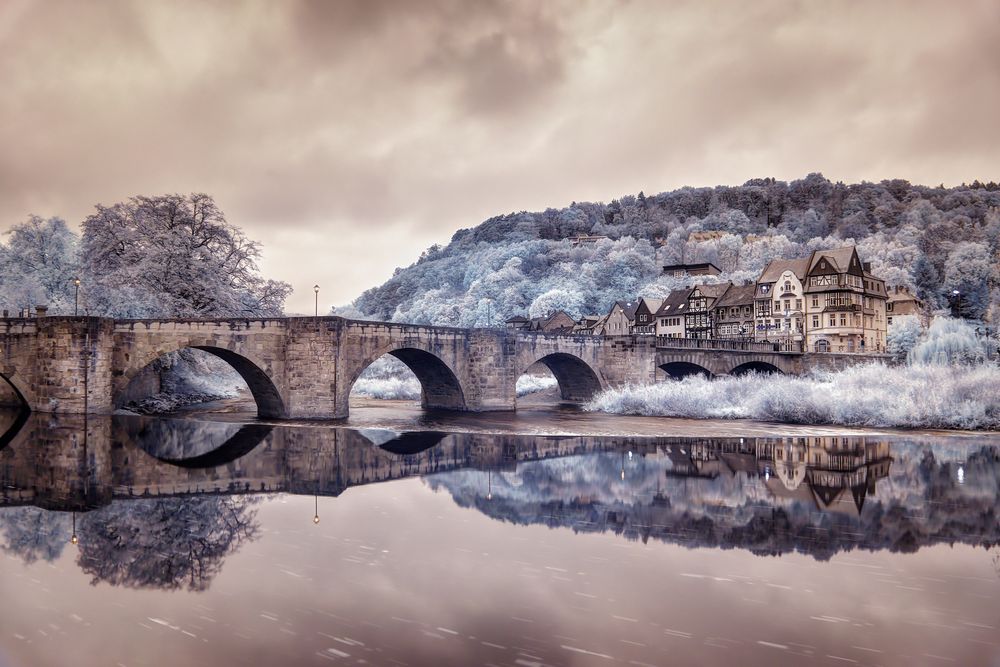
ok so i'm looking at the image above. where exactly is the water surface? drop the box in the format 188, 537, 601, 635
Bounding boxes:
1, 407, 998, 666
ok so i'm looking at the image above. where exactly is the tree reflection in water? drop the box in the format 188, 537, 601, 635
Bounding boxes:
75, 496, 261, 591
0, 507, 72, 564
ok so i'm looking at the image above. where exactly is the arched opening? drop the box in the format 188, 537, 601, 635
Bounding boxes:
114, 414, 273, 467
0, 374, 31, 451
519, 353, 603, 403
659, 361, 713, 380
815, 339, 830, 353
0, 400, 30, 452
0, 373, 31, 412
513, 361, 561, 406
349, 348, 466, 412
730, 361, 783, 376
377, 431, 448, 456
117, 347, 286, 419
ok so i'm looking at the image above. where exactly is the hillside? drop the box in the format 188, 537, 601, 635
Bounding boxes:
351, 174, 1000, 326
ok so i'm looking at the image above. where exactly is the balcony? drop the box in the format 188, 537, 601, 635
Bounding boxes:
823, 303, 861, 313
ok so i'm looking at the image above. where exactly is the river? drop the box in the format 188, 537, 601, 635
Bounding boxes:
0, 399, 998, 666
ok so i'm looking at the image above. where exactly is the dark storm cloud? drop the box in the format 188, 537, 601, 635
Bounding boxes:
0, 0, 997, 312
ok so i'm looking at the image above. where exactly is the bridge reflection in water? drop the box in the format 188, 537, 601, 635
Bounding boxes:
1, 407, 999, 591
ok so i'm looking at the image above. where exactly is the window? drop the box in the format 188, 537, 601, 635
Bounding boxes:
829, 315, 836, 326
783, 280, 792, 293
795, 299, 802, 311
812, 315, 819, 328
811, 296, 819, 308
783, 299, 791, 311
840, 314, 847, 326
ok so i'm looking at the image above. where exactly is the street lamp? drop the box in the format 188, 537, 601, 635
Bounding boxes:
313, 285, 320, 317
952, 289, 962, 318
70, 512, 78, 545
73, 278, 81, 316
313, 493, 320, 524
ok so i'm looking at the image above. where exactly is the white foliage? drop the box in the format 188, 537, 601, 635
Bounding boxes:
516, 375, 559, 396
528, 288, 584, 320
886, 315, 923, 361
350, 355, 421, 400
585, 364, 1000, 430
351, 375, 423, 400
908, 317, 988, 366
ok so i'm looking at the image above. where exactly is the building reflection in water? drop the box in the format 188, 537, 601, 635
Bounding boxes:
0, 407, 998, 591
664, 436, 892, 516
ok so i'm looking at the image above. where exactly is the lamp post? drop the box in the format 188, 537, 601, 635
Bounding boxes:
952, 289, 962, 318
70, 512, 78, 545
313, 494, 320, 524
313, 285, 320, 317
73, 278, 80, 316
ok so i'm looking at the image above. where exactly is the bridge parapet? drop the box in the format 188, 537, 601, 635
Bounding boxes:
654, 336, 803, 354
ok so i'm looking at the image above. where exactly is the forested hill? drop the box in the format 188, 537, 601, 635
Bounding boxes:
351, 174, 1000, 326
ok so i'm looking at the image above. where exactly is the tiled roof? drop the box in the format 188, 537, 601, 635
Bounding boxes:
758, 257, 810, 283
713, 283, 756, 308
654, 288, 691, 316
691, 282, 732, 299
808, 246, 858, 274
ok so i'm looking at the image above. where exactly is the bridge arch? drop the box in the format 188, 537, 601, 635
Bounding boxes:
517, 352, 605, 403
730, 361, 784, 376
116, 345, 287, 419
347, 346, 468, 413
136, 423, 275, 469
659, 361, 714, 380
0, 370, 35, 414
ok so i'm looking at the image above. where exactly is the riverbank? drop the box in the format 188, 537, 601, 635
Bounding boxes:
163, 392, 997, 442
586, 363, 1000, 431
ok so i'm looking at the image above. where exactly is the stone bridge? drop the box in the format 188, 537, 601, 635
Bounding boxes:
0, 316, 887, 419
0, 412, 891, 514
0, 412, 668, 511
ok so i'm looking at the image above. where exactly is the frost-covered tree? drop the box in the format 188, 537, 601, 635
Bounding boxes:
528, 288, 585, 320
908, 317, 988, 366
911, 254, 941, 309
886, 315, 923, 362
942, 242, 992, 320
79, 193, 291, 318
0, 216, 79, 314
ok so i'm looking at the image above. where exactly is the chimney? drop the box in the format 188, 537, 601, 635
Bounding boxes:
34, 305, 48, 317
862, 261, 872, 272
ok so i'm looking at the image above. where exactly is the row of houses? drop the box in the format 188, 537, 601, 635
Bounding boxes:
507, 245, 923, 354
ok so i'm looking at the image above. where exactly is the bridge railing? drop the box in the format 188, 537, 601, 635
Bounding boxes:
655, 336, 804, 353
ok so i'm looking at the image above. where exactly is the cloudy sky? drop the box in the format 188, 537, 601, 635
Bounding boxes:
1, 0, 997, 314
